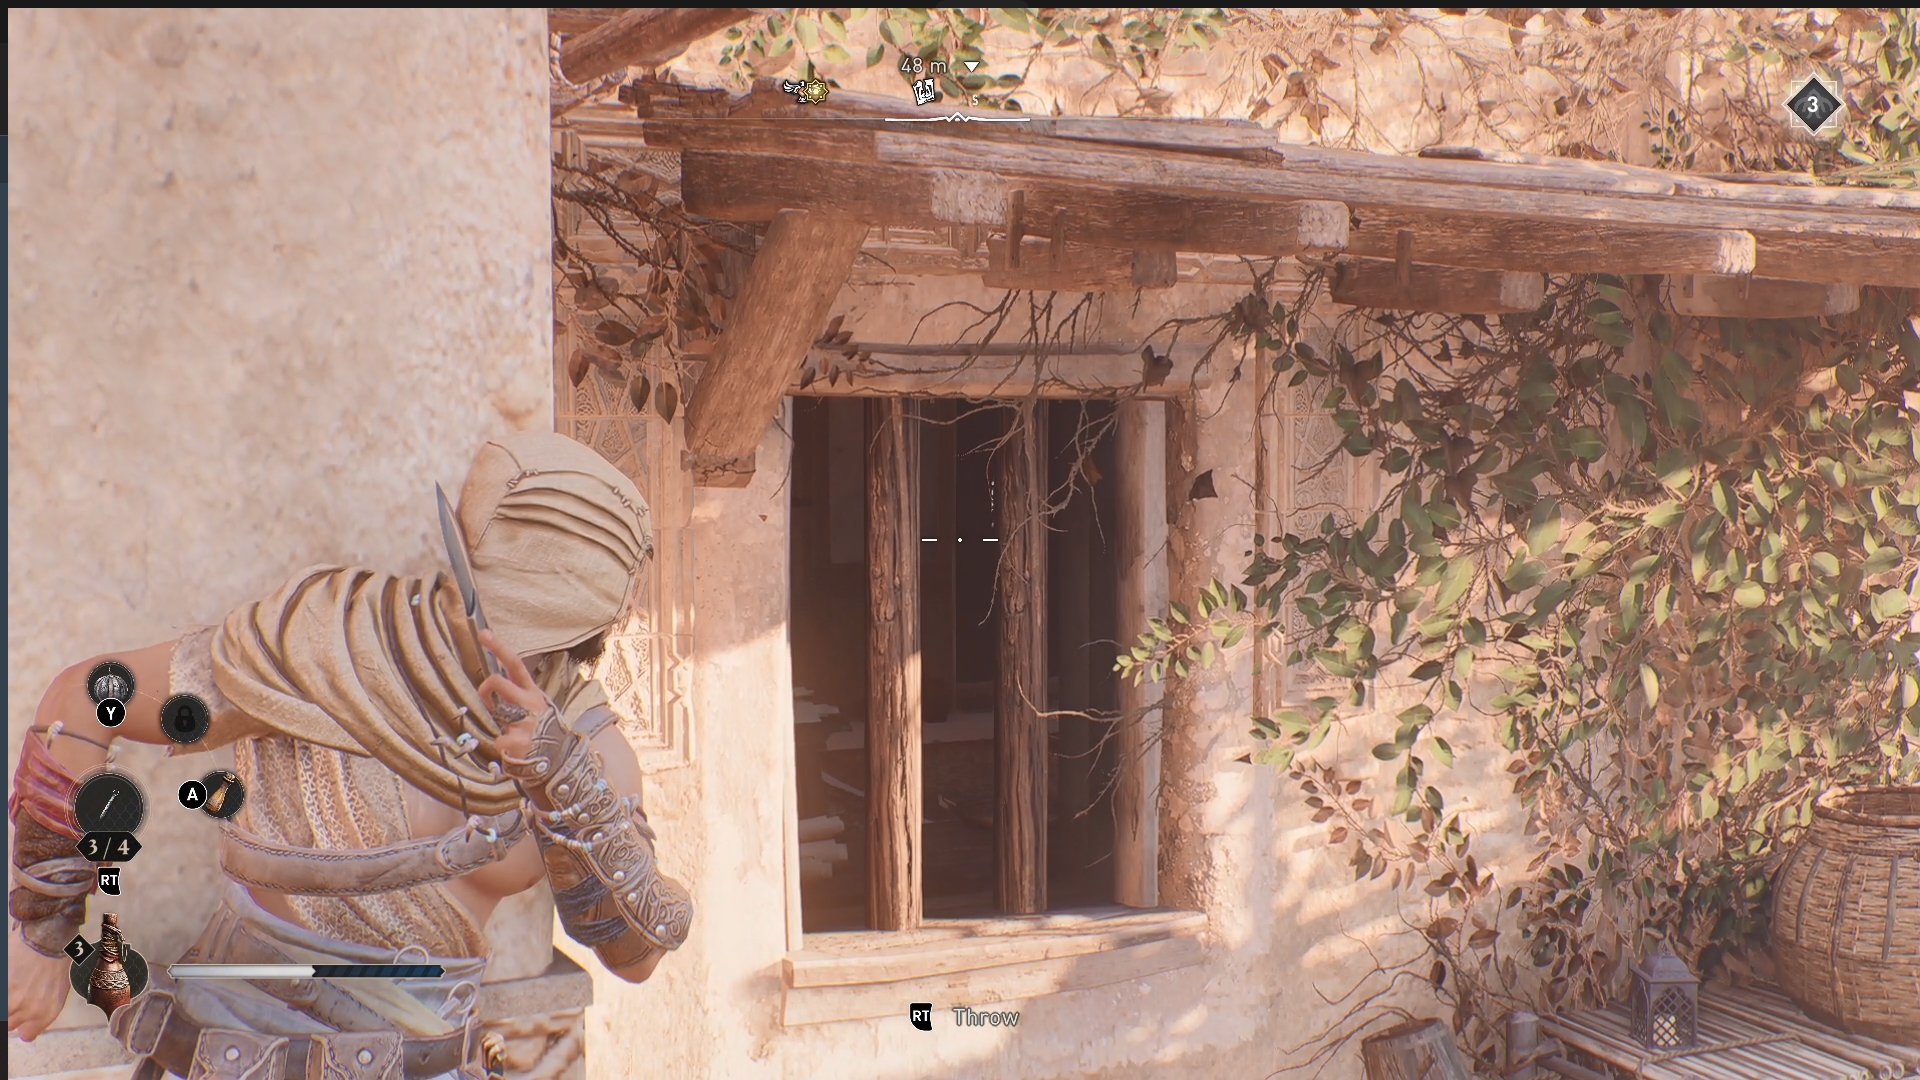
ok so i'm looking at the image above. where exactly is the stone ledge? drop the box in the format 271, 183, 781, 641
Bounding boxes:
781, 906, 1206, 1026
6, 955, 594, 1079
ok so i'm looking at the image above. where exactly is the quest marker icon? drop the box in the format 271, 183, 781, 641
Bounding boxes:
910, 1002, 933, 1031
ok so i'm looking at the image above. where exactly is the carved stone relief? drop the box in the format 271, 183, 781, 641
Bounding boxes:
553, 324, 696, 773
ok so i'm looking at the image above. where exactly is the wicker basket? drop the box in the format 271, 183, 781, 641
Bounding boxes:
1769, 785, 1920, 1043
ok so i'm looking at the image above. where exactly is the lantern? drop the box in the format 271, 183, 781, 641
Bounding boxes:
1628, 944, 1700, 1050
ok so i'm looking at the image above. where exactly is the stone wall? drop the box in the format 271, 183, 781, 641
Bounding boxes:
6, 7, 552, 1072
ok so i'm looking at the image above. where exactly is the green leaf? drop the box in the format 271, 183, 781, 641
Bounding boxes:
821, 42, 851, 64
1503, 558, 1547, 592
1811, 551, 1841, 577
1734, 581, 1767, 608
1526, 500, 1563, 556
1862, 545, 1901, 576
1434, 558, 1474, 611
866, 41, 886, 67
1433, 737, 1455, 767
1566, 427, 1606, 460
1373, 743, 1402, 761
1645, 500, 1687, 528
794, 14, 821, 52
1873, 588, 1911, 620
1655, 449, 1696, 492
1640, 663, 1661, 706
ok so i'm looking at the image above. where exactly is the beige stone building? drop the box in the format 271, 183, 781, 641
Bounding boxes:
12, 10, 1916, 1080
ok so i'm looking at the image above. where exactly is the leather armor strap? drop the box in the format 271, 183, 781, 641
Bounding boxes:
10, 807, 92, 957
219, 810, 526, 897
114, 990, 471, 1080
9, 727, 83, 839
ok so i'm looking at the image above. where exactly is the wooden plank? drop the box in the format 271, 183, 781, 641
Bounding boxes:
1341, 206, 1755, 277
791, 344, 1212, 400
781, 933, 1201, 1025
1722, 986, 1920, 1072
1113, 401, 1167, 908
996, 400, 1048, 915
921, 400, 958, 728
557, 8, 753, 83
680, 150, 1349, 257
682, 208, 866, 487
1416, 145, 1920, 210
1665, 276, 1861, 319
786, 911, 1205, 987
680, 149, 1739, 276
866, 398, 923, 932
1333, 256, 1546, 313
983, 236, 1178, 292
871, 132, 1919, 243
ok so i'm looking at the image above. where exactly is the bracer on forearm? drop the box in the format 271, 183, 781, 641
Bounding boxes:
500, 702, 692, 957
9, 730, 93, 957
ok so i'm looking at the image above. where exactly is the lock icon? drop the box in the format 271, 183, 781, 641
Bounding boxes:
160, 695, 208, 745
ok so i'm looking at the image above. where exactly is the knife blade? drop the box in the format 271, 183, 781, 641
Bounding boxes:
436, 483, 502, 678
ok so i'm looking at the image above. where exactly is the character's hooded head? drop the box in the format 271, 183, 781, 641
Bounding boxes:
456, 431, 653, 659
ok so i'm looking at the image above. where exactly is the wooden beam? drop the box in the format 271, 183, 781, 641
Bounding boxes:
647, 114, 1920, 282
1113, 400, 1166, 909
1665, 275, 1861, 319
683, 208, 865, 487
996, 400, 1048, 916
1346, 207, 1755, 277
1333, 257, 1547, 314
984, 236, 1179, 292
558, 8, 752, 84
790, 344, 1213, 399
680, 151, 1349, 257
866, 398, 923, 932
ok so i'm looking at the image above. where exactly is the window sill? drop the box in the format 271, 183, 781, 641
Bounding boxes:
781, 906, 1206, 1026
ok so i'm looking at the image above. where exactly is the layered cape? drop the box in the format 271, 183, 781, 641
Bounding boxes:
211, 565, 605, 816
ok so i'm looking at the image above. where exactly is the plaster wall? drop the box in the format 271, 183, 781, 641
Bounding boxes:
560, 267, 1534, 1080
7, 5, 551, 1062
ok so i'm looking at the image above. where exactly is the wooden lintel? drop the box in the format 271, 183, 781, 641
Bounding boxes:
866, 398, 922, 932
983, 237, 1178, 292
558, 8, 753, 84
996, 401, 1048, 916
682, 208, 866, 487
1665, 275, 1861, 319
1333, 257, 1547, 314
791, 345, 1213, 399
680, 151, 1348, 258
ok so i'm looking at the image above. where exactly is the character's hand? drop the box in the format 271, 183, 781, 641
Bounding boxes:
7, 923, 74, 1041
478, 630, 550, 763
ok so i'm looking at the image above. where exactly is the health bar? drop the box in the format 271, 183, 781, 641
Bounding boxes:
167, 964, 445, 979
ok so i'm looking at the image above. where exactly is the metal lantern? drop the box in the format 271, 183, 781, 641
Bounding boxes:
1628, 944, 1700, 1050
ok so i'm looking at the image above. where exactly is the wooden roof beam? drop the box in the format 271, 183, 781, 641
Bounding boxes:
682, 207, 866, 488
1663, 276, 1861, 320
1332, 256, 1546, 314
983, 235, 1178, 292
1347, 208, 1756, 277
679, 150, 1349, 258
558, 8, 753, 84
789, 344, 1212, 399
